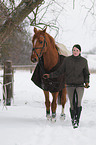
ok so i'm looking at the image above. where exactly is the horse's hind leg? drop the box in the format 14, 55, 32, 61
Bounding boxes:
60, 87, 67, 119
43, 91, 50, 119
51, 92, 59, 119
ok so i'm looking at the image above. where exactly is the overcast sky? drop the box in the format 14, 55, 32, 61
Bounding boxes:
43, 0, 96, 52
26, 0, 96, 52
32, 0, 96, 52
55, 0, 96, 52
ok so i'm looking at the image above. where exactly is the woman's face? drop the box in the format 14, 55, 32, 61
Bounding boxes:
72, 47, 81, 56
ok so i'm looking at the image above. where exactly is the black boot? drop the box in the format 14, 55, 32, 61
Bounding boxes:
70, 108, 75, 126
76, 106, 82, 126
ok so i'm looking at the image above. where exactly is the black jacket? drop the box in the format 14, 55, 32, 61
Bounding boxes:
50, 55, 90, 85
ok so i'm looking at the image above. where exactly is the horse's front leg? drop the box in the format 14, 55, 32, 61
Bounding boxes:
43, 90, 50, 119
51, 92, 59, 120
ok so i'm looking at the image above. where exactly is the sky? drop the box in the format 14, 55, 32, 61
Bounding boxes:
29, 0, 96, 52
56, 0, 96, 52
49, 0, 96, 52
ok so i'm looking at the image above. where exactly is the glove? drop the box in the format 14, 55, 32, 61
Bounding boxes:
84, 83, 90, 88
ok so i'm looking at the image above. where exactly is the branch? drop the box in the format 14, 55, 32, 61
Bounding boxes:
0, 0, 44, 44
81, 0, 96, 24
29, 0, 66, 39
0, 1, 10, 24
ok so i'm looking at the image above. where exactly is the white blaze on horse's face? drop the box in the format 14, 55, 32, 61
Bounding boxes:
31, 38, 38, 62
33, 36, 44, 47
34, 38, 38, 47
31, 36, 44, 62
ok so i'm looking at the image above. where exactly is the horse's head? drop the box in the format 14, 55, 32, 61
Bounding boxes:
31, 27, 47, 63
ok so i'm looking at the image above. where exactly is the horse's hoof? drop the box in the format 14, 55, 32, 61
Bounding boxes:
46, 110, 50, 120
60, 113, 66, 120
51, 117, 56, 122
46, 114, 51, 120
51, 113, 56, 122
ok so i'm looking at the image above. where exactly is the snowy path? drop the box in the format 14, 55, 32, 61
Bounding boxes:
0, 70, 96, 145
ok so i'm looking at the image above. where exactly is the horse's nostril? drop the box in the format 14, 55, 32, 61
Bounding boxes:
34, 58, 37, 62
31, 58, 37, 63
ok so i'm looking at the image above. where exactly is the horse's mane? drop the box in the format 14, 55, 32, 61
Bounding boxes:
43, 33, 71, 56
45, 33, 71, 56
45, 32, 56, 48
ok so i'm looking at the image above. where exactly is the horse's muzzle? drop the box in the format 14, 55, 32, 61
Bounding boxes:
31, 57, 37, 63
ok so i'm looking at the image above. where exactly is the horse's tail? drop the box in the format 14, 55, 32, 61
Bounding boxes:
56, 43, 71, 56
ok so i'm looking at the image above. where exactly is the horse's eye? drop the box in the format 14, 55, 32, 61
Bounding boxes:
40, 41, 43, 44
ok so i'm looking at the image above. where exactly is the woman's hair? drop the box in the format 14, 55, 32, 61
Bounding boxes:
72, 44, 81, 52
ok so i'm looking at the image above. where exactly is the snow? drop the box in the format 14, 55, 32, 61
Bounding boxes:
87, 55, 96, 71
0, 70, 96, 145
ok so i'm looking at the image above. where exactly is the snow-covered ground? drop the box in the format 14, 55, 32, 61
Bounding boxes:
0, 70, 96, 145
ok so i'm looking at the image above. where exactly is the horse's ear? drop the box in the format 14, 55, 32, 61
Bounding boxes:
34, 27, 37, 33
43, 27, 47, 33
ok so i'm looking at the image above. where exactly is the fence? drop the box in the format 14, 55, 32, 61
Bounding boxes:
0, 61, 36, 106
0, 60, 96, 106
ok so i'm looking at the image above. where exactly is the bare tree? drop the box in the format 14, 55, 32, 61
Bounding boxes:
0, 0, 76, 64
0, 0, 45, 64
0, 0, 44, 44
0, 0, 70, 43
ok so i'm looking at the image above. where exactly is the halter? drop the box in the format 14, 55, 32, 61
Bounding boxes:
32, 36, 47, 59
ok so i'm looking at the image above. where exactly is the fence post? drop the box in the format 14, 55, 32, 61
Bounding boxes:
3, 60, 13, 106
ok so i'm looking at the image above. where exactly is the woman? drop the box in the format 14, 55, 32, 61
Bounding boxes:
43, 44, 90, 128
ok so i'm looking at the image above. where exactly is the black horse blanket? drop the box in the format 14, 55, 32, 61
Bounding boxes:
31, 55, 65, 93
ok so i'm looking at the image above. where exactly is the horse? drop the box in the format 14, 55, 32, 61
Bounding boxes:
31, 27, 67, 121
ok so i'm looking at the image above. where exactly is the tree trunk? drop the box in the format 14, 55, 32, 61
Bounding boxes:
0, 0, 44, 44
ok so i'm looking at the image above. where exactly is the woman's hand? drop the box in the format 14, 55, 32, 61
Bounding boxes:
84, 83, 90, 88
43, 74, 49, 79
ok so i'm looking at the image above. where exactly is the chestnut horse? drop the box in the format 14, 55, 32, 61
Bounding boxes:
31, 27, 67, 121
